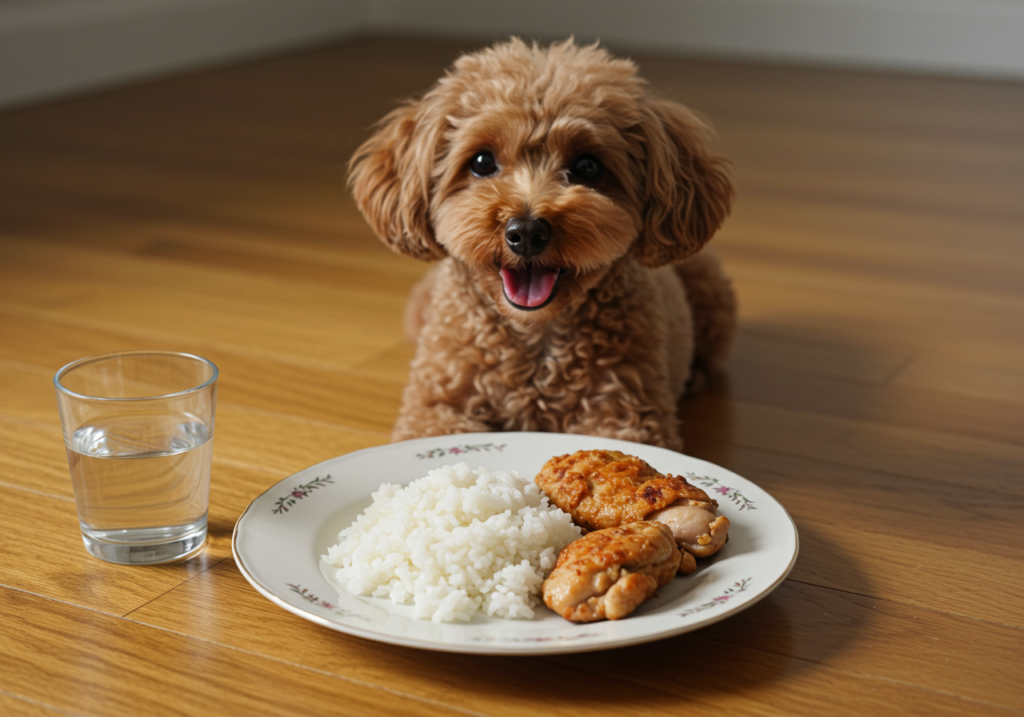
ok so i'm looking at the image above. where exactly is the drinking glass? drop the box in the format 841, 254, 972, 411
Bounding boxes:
54, 351, 218, 564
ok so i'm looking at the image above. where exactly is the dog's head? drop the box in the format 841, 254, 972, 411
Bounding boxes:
349, 38, 733, 323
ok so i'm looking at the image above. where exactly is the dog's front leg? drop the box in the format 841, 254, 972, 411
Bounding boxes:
390, 345, 495, 443
391, 392, 492, 443
389, 261, 504, 443
566, 395, 685, 452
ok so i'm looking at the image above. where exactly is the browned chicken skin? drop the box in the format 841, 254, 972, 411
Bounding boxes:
535, 449, 729, 573
542, 521, 681, 622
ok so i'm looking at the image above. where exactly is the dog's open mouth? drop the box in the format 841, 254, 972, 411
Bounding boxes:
499, 264, 564, 310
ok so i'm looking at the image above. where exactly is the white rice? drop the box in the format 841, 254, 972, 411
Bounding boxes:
323, 463, 581, 623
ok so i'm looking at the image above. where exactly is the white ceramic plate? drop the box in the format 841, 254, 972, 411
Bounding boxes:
232, 432, 798, 655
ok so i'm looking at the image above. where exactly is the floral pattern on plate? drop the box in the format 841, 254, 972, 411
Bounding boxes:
678, 578, 753, 617
686, 473, 757, 511
271, 475, 335, 514
288, 583, 371, 622
416, 443, 507, 460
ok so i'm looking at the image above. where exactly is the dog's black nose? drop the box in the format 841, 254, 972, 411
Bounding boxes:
505, 216, 551, 257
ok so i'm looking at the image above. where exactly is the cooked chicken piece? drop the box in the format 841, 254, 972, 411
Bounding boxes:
535, 449, 729, 571
542, 521, 681, 622
648, 503, 729, 559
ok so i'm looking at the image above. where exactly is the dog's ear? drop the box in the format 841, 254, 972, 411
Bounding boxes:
348, 100, 448, 261
633, 99, 734, 267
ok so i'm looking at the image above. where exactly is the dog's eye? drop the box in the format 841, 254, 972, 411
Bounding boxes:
570, 155, 603, 182
469, 151, 498, 177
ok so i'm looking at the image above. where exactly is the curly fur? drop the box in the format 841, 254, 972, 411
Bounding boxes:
349, 38, 736, 450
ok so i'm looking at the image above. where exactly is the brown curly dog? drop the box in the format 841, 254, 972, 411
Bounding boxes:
349, 38, 736, 451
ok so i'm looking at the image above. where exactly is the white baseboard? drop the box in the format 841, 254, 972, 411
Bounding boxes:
2, 0, 1022, 110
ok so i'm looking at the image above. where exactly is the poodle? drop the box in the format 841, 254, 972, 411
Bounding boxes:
349, 38, 736, 451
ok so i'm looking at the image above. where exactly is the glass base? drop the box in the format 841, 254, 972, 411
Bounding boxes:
81, 519, 207, 565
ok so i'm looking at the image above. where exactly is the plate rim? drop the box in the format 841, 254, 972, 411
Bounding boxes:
232, 431, 800, 655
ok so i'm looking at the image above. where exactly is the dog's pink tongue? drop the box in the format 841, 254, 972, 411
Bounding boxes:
500, 265, 559, 308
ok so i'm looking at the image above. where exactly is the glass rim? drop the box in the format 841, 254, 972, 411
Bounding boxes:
53, 350, 219, 402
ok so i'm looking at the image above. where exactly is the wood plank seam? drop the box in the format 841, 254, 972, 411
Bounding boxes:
704, 435, 1024, 496
214, 402, 394, 437
0, 303, 404, 375
0, 481, 76, 503
116, 555, 236, 620
876, 355, 918, 386
116, 615, 495, 717
696, 632, 1024, 714
0, 689, 82, 717
781, 577, 1024, 631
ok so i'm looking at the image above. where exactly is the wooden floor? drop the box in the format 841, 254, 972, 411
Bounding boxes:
1, 35, 1022, 716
